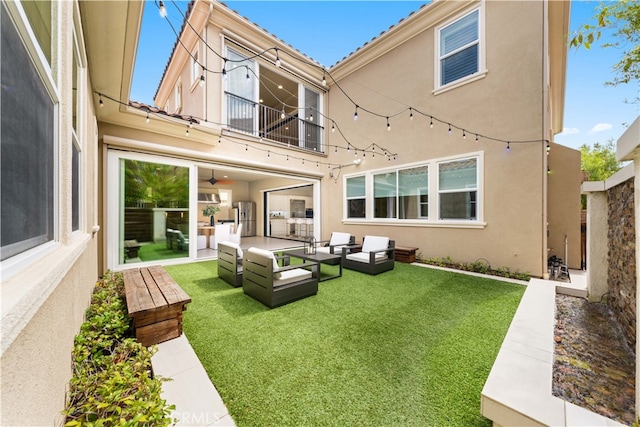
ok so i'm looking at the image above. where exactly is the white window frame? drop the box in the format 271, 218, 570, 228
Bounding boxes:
191, 47, 200, 87
174, 81, 182, 113
434, 5, 487, 94
418, 187, 429, 219
342, 152, 484, 228
437, 157, 479, 221
71, 14, 86, 234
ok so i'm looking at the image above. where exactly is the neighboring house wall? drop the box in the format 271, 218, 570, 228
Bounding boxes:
547, 142, 582, 268
0, 1, 100, 425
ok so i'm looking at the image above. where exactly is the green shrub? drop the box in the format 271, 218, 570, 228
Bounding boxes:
63, 271, 175, 426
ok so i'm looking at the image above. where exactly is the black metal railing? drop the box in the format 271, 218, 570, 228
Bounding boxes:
226, 92, 323, 151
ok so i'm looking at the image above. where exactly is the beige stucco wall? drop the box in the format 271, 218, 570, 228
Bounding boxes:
547, 142, 582, 268
0, 1, 100, 425
324, 1, 552, 276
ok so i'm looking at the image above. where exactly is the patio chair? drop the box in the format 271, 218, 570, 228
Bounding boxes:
342, 235, 395, 275
229, 223, 243, 245
218, 241, 244, 287
211, 223, 231, 250
316, 232, 355, 255
175, 230, 189, 251
242, 247, 319, 308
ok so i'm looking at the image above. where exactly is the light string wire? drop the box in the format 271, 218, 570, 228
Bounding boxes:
156, 0, 550, 151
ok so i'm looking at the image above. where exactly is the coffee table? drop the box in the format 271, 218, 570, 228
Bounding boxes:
285, 249, 342, 282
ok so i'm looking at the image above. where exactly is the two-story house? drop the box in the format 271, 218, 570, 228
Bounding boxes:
0, 0, 581, 424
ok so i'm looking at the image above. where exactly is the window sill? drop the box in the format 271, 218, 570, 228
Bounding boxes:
342, 219, 486, 229
433, 70, 488, 96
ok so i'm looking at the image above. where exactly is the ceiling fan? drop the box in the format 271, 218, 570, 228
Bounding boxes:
201, 170, 234, 186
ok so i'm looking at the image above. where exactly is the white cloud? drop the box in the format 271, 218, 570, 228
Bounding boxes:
588, 123, 613, 134
560, 127, 580, 135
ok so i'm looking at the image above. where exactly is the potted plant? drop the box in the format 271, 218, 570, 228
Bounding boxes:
202, 205, 220, 226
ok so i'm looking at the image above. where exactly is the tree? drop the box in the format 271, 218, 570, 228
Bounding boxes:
570, 0, 640, 89
580, 140, 623, 209
580, 140, 622, 182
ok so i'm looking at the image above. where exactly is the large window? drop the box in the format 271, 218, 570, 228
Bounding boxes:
120, 159, 190, 265
438, 158, 477, 220
1, 3, 56, 261
344, 155, 480, 224
438, 9, 479, 87
72, 30, 82, 232
226, 48, 256, 133
346, 176, 366, 218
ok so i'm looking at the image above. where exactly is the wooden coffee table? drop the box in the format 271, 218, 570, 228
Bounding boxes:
285, 249, 342, 282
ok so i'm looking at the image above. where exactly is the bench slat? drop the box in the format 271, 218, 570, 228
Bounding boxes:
148, 265, 192, 306
124, 268, 157, 313
140, 267, 170, 309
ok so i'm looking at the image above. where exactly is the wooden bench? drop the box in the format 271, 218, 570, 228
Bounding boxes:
123, 266, 191, 346
394, 246, 418, 263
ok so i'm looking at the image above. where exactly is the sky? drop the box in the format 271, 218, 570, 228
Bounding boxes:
131, 0, 639, 151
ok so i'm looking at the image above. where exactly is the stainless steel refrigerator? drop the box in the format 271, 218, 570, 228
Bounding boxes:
232, 201, 256, 237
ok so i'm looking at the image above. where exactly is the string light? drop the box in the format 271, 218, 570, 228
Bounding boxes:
274, 48, 281, 67
409, 108, 413, 121
245, 67, 250, 80
448, 124, 452, 134
506, 142, 511, 152
463, 130, 466, 139
386, 117, 391, 131
145, 112, 150, 123
158, 1, 167, 17
430, 117, 433, 128
322, 71, 326, 87
331, 122, 335, 133
281, 104, 286, 119
546, 142, 551, 155
199, 74, 205, 87
185, 125, 189, 136
218, 138, 221, 145
99, 94, 104, 108
475, 134, 479, 142
353, 106, 358, 121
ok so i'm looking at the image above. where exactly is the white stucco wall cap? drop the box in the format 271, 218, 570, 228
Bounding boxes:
617, 116, 640, 161
581, 162, 634, 193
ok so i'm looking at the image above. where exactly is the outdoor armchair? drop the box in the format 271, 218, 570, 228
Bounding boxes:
316, 232, 355, 255
242, 247, 319, 308
229, 223, 243, 245
218, 241, 244, 287
175, 230, 189, 251
342, 235, 395, 275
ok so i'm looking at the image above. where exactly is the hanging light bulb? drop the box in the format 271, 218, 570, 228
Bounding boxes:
334, 145, 337, 153
245, 66, 250, 80
267, 150, 270, 158
99, 94, 104, 108
506, 142, 511, 152
546, 142, 551, 155
245, 144, 248, 151
430, 116, 433, 128
475, 134, 479, 142
331, 122, 335, 133
218, 138, 221, 145
145, 112, 150, 123
547, 166, 552, 175
322, 71, 327, 87
281, 104, 286, 119
185, 125, 189, 136
188, 117, 193, 128
353, 106, 358, 121
386, 117, 391, 131
221, 59, 227, 80
159, 1, 167, 17
463, 130, 466, 139
448, 124, 452, 134
409, 108, 413, 121
309, 112, 314, 122
199, 74, 205, 87
274, 48, 281, 67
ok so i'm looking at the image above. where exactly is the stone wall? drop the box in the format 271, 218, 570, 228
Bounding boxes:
607, 178, 636, 350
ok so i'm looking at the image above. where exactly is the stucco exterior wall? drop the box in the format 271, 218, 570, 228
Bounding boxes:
0, 1, 100, 424
547, 142, 582, 268
325, 1, 552, 276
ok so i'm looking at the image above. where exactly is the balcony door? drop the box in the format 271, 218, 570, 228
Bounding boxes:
226, 48, 257, 134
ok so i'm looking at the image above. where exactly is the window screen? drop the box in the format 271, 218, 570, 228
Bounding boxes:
1, 5, 55, 260
440, 9, 479, 86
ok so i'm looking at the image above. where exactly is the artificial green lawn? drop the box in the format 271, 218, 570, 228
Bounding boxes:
164, 261, 525, 427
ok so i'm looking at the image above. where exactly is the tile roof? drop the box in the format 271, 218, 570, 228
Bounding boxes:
129, 100, 200, 124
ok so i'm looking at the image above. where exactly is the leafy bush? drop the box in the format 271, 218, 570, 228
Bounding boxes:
418, 255, 531, 281
63, 271, 175, 426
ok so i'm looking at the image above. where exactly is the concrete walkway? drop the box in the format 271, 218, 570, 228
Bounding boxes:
151, 334, 235, 426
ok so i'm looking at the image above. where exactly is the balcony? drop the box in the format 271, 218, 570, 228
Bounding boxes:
226, 92, 323, 152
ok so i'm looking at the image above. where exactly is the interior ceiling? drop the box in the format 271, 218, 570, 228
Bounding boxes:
259, 66, 298, 114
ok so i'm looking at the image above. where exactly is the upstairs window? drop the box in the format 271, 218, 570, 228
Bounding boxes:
192, 49, 200, 85
438, 9, 479, 87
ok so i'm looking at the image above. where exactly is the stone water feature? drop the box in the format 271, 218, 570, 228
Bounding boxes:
553, 294, 635, 425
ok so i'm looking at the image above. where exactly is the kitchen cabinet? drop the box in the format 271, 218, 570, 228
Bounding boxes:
270, 218, 287, 236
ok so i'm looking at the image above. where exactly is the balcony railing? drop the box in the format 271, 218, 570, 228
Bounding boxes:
226, 92, 323, 152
